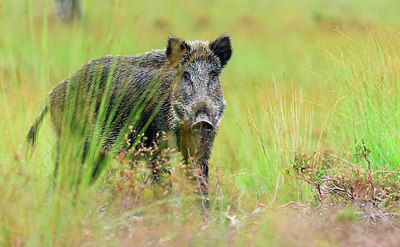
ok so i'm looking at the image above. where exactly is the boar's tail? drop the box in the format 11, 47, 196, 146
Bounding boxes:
26, 102, 49, 153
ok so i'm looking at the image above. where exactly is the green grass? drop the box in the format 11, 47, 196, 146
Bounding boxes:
1, 0, 400, 246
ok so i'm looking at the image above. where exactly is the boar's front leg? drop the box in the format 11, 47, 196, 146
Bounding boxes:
196, 145, 211, 197
193, 134, 215, 211
179, 127, 214, 209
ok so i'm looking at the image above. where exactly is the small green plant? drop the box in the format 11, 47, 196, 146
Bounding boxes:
336, 207, 360, 222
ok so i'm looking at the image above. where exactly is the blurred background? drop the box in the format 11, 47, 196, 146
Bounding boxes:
2, 0, 400, 245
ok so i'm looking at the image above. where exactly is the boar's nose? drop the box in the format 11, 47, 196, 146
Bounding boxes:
191, 115, 214, 135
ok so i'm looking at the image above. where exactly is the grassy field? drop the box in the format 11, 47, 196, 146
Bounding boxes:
1, 0, 400, 246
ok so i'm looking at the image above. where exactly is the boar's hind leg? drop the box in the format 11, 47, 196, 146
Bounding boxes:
81, 141, 109, 181
53, 139, 61, 185
90, 151, 108, 181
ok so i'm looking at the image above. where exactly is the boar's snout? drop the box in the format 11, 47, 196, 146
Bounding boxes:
191, 114, 214, 135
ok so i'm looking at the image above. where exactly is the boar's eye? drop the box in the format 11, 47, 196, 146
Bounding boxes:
182, 72, 191, 82
209, 71, 218, 82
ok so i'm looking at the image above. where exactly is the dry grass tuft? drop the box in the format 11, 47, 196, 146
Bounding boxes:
291, 144, 400, 231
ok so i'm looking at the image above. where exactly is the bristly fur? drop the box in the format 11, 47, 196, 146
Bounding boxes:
26, 34, 232, 195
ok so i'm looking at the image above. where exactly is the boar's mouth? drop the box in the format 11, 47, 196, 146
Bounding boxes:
190, 114, 214, 136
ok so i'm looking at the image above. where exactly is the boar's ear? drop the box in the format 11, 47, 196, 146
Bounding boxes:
210, 35, 232, 67
166, 36, 190, 65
